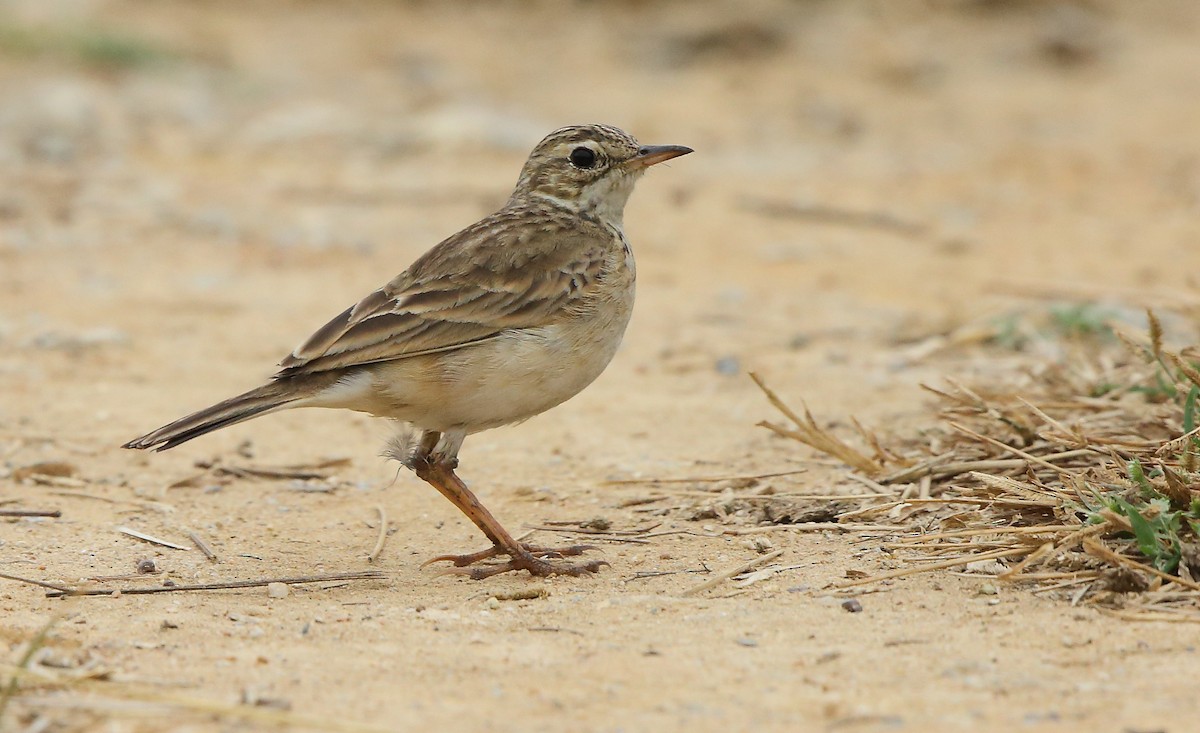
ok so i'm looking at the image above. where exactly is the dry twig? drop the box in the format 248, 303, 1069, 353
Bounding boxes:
117, 527, 189, 551
751, 372, 882, 475
0, 509, 61, 518
187, 531, 218, 562
366, 505, 389, 564
43, 571, 386, 598
681, 549, 785, 597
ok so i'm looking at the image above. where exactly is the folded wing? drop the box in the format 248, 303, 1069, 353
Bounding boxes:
276, 212, 608, 378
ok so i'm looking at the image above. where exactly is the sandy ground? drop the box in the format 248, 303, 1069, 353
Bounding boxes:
3, 1, 1200, 731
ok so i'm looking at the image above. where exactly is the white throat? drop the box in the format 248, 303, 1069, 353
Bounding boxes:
577, 170, 640, 228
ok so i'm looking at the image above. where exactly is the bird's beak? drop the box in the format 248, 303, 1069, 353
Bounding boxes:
625, 144, 693, 170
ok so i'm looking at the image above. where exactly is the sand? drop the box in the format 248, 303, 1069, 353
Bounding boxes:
3, 2, 1199, 731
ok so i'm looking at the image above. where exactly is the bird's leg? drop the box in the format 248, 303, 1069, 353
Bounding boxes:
411, 461, 608, 579
407, 432, 607, 579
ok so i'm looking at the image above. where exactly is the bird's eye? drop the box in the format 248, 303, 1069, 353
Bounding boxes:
569, 147, 597, 169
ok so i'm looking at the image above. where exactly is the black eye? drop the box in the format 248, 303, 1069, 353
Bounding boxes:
569, 147, 597, 169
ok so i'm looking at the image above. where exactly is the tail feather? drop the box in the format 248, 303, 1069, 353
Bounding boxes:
123, 382, 298, 452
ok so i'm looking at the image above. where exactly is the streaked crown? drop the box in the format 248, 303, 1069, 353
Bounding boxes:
509, 124, 692, 224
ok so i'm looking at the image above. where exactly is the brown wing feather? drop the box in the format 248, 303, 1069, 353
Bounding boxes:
276, 205, 610, 377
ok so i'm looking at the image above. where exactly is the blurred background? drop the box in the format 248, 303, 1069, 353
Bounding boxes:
2, 0, 1199, 446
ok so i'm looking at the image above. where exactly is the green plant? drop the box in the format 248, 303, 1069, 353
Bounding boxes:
0, 19, 175, 69
1047, 303, 1115, 340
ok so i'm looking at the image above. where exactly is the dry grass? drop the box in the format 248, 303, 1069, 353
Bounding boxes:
753, 309, 1200, 616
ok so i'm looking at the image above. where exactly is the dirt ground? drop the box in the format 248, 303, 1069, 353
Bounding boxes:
3, 1, 1200, 731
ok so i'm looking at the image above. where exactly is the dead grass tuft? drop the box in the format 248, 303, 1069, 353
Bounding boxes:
754, 309, 1200, 617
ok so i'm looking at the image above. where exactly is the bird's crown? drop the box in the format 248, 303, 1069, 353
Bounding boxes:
509, 124, 691, 223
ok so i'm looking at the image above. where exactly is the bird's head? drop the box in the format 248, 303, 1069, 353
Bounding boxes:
510, 124, 692, 224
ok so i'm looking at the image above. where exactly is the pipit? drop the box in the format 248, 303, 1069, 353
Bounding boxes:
124, 124, 691, 579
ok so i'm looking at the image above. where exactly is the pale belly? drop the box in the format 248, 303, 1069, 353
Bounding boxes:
314, 291, 634, 433
415, 316, 631, 432
308, 235, 637, 433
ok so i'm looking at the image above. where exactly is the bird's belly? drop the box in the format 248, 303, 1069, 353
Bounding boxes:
369, 307, 632, 433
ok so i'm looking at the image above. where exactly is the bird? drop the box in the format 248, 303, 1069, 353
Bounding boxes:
124, 124, 692, 579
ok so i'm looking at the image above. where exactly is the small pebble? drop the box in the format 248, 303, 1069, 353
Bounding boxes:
735, 637, 758, 647
486, 597, 501, 610
979, 583, 998, 596
135, 558, 157, 574
715, 356, 741, 375
267, 582, 289, 599
841, 599, 863, 613
748, 536, 773, 553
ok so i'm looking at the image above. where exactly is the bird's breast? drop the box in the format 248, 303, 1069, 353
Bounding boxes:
358, 247, 636, 433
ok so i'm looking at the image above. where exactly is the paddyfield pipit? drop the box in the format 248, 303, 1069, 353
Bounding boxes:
125, 124, 692, 579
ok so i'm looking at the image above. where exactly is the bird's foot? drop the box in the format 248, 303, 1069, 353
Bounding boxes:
422, 543, 608, 580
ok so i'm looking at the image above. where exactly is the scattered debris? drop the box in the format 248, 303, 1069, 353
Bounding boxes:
12, 461, 77, 480
524, 520, 662, 545
117, 527, 189, 551
753, 310, 1200, 619
0, 572, 72, 594
168, 457, 352, 490
681, 549, 785, 597
603, 469, 807, 486
365, 505, 389, 564
241, 688, 292, 711
48, 490, 173, 514
187, 531, 218, 562
0, 508, 62, 518
491, 588, 548, 602
12, 461, 83, 487
752, 372, 884, 476
41, 570, 386, 598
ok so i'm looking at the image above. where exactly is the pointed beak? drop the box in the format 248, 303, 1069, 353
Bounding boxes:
625, 144, 693, 170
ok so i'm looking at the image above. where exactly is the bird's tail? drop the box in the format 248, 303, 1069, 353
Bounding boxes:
123, 382, 299, 452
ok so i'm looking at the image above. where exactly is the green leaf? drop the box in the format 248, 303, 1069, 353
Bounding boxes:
1127, 459, 1157, 498
1115, 498, 1162, 561
1183, 384, 1198, 434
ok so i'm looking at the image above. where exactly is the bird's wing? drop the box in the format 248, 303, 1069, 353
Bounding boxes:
276, 209, 610, 377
